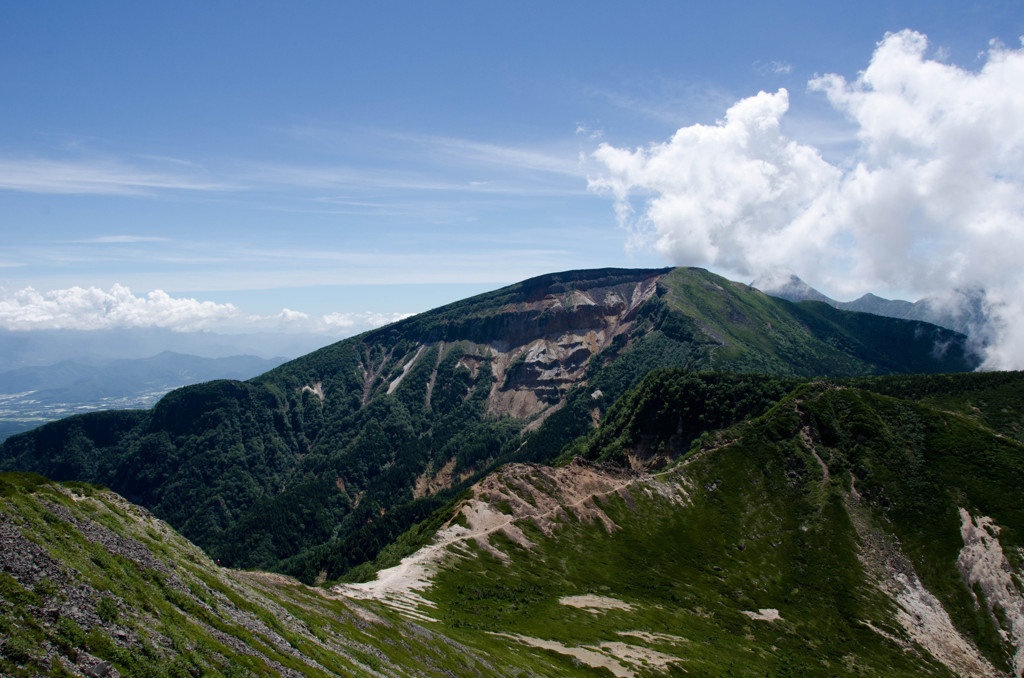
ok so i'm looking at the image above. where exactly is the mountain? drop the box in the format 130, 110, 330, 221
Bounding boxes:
3, 369, 1023, 677
0, 472, 523, 677
0, 328, 331, 372
0, 267, 978, 586
751, 271, 986, 336
342, 369, 1024, 677
747, 269, 836, 305
0, 352, 288, 442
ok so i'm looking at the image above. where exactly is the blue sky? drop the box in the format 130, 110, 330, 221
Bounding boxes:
2, 2, 1023, 345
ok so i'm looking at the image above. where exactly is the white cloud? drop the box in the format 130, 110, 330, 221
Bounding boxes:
590, 30, 1024, 369
754, 60, 793, 75
589, 88, 840, 275
77, 235, 172, 244
404, 134, 587, 177
0, 285, 242, 331
322, 311, 415, 330
0, 158, 233, 195
0, 285, 412, 337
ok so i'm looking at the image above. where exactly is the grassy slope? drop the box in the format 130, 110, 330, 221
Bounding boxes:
0, 268, 979, 584
0, 472, 574, 678
419, 372, 1024, 676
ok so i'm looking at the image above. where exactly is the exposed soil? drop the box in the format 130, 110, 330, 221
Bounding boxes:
957, 509, 1024, 677
488, 632, 685, 678
559, 594, 634, 612
845, 489, 999, 677
741, 608, 781, 622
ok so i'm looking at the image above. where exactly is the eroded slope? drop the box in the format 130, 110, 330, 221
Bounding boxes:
341, 376, 1024, 677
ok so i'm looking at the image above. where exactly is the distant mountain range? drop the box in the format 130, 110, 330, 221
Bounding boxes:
0, 327, 331, 372
0, 351, 287, 441
751, 270, 986, 337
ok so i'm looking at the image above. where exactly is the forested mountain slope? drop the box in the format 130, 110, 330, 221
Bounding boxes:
0, 267, 977, 583
6, 371, 1022, 677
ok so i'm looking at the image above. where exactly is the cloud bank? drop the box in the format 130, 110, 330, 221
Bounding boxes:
0, 285, 410, 336
589, 30, 1024, 369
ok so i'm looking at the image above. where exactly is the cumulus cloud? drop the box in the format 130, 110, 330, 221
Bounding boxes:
322, 311, 415, 330
590, 88, 840, 275
589, 30, 1024, 369
0, 285, 411, 336
0, 285, 242, 331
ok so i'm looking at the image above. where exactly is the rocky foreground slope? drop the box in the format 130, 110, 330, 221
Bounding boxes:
5, 371, 1023, 677
0, 268, 977, 584
0, 472, 532, 677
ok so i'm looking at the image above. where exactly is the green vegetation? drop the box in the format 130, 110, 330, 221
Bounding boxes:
561, 370, 802, 464
1, 366, 1022, 675
0, 473, 544, 677
0, 267, 980, 585
423, 371, 1024, 675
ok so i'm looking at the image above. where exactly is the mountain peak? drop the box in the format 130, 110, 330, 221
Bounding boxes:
750, 269, 836, 304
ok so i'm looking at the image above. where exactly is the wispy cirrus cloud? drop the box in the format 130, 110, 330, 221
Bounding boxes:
1, 129, 588, 203
242, 164, 587, 202
0, 157, 236, 195
394, 133, 586, 177
754, 60, 793, 75
72, 235, 172, 244
584, 79, 739, 128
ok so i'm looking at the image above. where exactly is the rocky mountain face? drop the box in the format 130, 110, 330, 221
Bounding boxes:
0, 267, 978, 586
368, 268, 663, 422
3, 370, 1023, 677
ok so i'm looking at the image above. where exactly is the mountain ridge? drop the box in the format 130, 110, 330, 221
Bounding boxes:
751, 270, 986, 336
0, 266, 979, 585
346, 370, 1024, 676
5, 369, 1023, 676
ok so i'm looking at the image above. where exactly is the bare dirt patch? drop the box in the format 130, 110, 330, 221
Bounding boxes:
559, 594, 634, 612
618, 631, 688, 645
387, 345, 426, 394
741, 608, 781, 622
300, 381, 324, 402
412, 457, 458, 499
472, 460, 639, 537
335, 459, 691, 622
846, 492, 998, 677
957, 509, 1024, 676
488, 633, 685, 677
